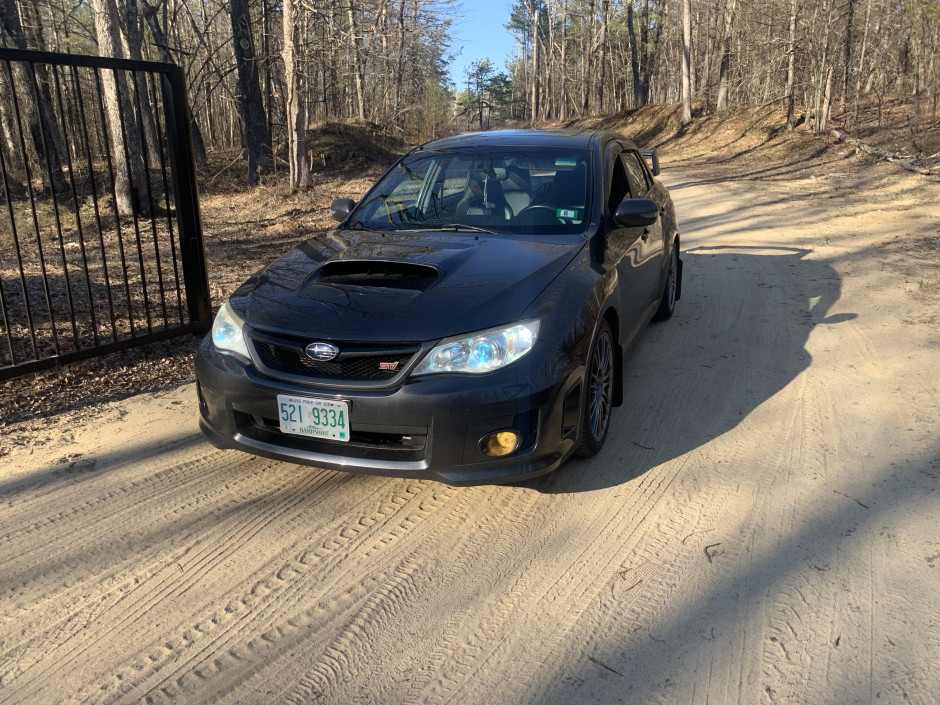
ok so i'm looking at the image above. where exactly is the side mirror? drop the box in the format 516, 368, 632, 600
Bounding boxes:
330, 198, 356, 222
613, 198, 660, 228
640, 149, 660, 176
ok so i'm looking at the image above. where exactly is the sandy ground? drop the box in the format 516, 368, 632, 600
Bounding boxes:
1, 163, 938, 704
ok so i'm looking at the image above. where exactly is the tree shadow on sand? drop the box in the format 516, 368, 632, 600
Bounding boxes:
532, 245, 856, 493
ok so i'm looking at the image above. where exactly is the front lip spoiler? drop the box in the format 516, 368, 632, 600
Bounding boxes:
233, 431, 431, 473
199, 418, 569, 486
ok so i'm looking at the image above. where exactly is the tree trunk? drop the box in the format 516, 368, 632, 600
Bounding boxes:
813, 0, 833, 134
820, 65, 833, 133
853, 0, 873, 123
0, 62, 24, 174
681, 0, 692, 124
580, 0, 592, 115
138, 0, 207, 164
346, 3, 365, 120
396, 0, 407, 120
593, 0, 609, 115
122, 0, 160, 169
0, 0, 68, 193
229, 0, 273, 186
840, 0, 855, 112
644, 1, 666, 103
530, 0, 539, 121
559, 0, 568, 120
627, 2, 640, 108
785, 0, 799, 129
283, 0, 310, 191
701, 0, 718, 107
716, 0, 737, 111
92, 0, 150, 216
638, 0, 650, 106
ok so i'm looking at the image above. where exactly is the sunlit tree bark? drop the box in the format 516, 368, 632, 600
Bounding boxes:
681, 0, 692, 124
282, 0, 309, 190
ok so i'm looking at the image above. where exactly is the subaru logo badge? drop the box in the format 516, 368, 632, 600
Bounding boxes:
305, 342, 340, 361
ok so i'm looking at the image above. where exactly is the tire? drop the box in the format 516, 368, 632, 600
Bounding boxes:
575, 320, 614, 458
653, 242, 679, 321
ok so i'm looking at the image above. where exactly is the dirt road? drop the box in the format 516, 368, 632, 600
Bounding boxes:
2, 165, 938, 704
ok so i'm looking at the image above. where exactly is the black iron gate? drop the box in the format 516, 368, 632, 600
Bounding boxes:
0, 48, 210, 380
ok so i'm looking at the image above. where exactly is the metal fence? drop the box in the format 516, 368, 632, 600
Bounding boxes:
0, 48, 210, 380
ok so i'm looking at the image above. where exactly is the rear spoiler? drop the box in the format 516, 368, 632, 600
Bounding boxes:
641, 149, 660, 176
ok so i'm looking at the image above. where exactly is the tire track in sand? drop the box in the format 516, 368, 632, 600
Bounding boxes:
81, 481, 460, 704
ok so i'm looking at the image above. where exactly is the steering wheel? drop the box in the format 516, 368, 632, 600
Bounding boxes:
517, 204, 565, 223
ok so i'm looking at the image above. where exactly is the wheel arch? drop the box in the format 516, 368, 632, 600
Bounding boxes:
602, 306, 624, 407
672, 232, 682, 301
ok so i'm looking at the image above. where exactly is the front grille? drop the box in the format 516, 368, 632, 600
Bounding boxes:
249, 334, 420, 383
235, 411, 428, 463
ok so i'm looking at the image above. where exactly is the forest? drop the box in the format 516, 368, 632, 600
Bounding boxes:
1, 0, 938, 190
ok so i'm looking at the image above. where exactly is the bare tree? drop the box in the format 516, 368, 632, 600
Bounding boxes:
785, 0, 799, 129
0, 0, 68, 193
282, 0, 309, 190
681, 0, 692, 124
716, 0, 737, 111
346, 2, 366, 120
592, 0, 609, 115
92, 0, 150, 215
530, 0, 540, 121
137, 0, 207, 164
229, 0, 272, 185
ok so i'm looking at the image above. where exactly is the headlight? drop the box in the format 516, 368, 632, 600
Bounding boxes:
211, 302, 251, 359
412, 320, 540, 376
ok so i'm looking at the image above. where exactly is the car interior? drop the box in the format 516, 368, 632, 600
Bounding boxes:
452, 158, 588, 228
356, 151, 591, 234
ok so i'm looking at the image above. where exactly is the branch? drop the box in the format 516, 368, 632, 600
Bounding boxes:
830, 129, 932, 176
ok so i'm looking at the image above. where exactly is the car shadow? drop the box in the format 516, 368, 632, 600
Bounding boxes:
527, 246, 854, 493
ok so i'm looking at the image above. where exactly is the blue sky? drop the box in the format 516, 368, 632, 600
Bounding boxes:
447, 0, 520, 85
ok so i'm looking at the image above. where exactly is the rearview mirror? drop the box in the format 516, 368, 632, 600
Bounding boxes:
613, 198, 660, 228
330, 198, 356, 222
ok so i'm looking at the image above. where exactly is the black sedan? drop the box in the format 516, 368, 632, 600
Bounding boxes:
195, 129, 682, 485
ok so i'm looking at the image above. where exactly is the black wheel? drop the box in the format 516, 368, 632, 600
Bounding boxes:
575, 320, 614, 458
653, 243, 679, 321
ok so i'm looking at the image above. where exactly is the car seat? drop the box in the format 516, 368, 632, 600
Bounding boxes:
455, 174, 513, 221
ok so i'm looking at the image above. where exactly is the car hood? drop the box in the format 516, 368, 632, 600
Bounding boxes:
235, 229, 585, 342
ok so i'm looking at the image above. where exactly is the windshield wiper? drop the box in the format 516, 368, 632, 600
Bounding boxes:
346, 222, 396, 232
406, 223, 499, 234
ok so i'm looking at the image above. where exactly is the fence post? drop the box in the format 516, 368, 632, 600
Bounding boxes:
161, 64, 211, 331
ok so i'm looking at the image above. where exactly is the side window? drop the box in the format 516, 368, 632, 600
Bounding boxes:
621, 151, 651, 197
608, 155, 629, 213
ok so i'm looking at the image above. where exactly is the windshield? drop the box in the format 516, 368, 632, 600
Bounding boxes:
349, 147, 592, 236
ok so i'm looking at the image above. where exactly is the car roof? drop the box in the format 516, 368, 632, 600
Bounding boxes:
416, 129, 637, 153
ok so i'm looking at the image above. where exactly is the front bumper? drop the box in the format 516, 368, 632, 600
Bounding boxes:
195, 338, 585, 485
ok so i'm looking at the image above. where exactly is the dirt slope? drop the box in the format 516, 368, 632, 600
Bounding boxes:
1, 163, 938, 704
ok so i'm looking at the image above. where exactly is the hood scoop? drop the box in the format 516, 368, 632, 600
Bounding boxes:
312, 259, 441, 291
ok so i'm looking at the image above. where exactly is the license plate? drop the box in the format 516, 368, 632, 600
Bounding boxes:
277, 395, 350, 442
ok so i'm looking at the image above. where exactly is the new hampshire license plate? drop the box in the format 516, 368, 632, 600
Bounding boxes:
277, 395, 350, 442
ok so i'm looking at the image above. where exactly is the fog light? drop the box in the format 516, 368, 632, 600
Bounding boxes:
481, 431, 521, 457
